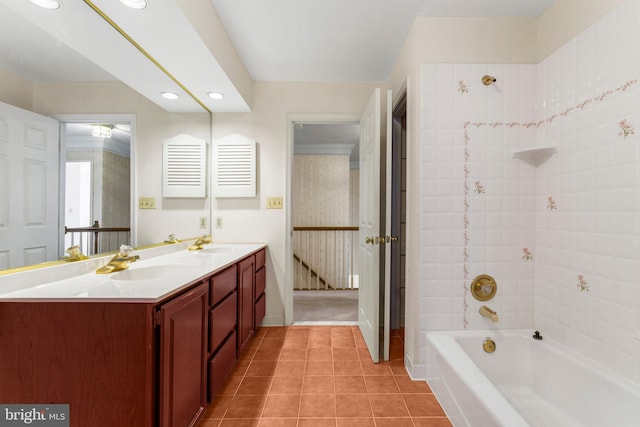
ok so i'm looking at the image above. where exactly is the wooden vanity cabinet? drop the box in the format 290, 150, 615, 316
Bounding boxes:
207, 265, 238, 401
158, 281, 208, 427
237, 249, 267, 354
255, 249, 266, 328
237, 255, 256, 353
0, 247, 266, 427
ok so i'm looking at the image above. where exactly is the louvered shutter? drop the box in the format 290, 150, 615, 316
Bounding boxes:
212, 134, 256, 198
162, 134, 207, 197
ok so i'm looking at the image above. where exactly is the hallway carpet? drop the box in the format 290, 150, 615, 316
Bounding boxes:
200, 326, 451, 426
293, 290, 358, 322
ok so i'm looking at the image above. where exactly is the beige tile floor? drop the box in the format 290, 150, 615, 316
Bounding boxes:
201, 326, 452, 427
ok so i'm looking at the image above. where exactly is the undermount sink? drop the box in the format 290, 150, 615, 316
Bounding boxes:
111, 265, 192, 282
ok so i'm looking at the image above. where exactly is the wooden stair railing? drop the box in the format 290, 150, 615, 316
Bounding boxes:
293, 252, 332, 290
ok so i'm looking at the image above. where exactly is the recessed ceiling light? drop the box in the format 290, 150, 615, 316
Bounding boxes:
207, 92, 224, 100
120, 0, 147, 9
161, 92, 179, 100
29, 0, 61, 9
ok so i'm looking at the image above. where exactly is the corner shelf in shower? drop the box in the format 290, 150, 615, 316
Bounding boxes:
512, 145, 557, 167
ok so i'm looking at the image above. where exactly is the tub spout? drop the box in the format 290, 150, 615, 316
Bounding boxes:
479, 305, 499, 322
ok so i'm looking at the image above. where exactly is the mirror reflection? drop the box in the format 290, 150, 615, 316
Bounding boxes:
62, 120, 132, 257
0, 2, 210, 272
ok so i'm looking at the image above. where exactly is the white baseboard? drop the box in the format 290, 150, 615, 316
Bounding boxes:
404, 353, 426, 380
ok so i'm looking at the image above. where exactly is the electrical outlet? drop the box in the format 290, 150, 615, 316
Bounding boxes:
199, 217, 207, 229
266, 196, 283, 209
215, 217, 223, 229
138, 197, 156, 209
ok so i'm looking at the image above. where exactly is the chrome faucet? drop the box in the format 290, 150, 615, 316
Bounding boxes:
96, 245, 140, 274
188, 235, 211, 251
479, 305, 499, 322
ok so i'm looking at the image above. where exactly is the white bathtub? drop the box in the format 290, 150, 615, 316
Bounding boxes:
425, 330, 640, 427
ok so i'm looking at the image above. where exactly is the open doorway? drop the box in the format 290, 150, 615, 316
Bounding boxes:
291, 121, 360, 323
57, 114, 135, 256
390, 92, 407, 336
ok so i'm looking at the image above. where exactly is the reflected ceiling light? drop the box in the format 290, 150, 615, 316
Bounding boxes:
207, 92, 224, 100
161, 92, 179, 100
91, 124, 113, 138
120, 0, 147, 9
29, 0, 61, 9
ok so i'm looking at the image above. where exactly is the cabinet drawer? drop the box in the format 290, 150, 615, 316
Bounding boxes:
255, 293, 265, 329
255, 266, 266, 301
255, 249, 266, 270
209, 291, 237, 354
208, 331, 236, 401
210, 266, 237, 307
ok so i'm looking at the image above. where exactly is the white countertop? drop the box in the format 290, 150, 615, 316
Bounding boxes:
0, 243, 265, 302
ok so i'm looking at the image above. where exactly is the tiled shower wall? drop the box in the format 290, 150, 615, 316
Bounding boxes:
420, 63, 538, 335
420, 0, 640, 382
534, 0, 640, 381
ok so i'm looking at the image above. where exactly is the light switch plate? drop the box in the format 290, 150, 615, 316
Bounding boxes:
139, 197, 156, 209
266, 197, 283, 209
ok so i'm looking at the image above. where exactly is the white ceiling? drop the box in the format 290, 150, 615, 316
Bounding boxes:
0, 0, 555, 114
210, 0, 556, 82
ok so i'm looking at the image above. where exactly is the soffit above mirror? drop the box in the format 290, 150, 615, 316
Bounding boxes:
0, 0, 251, 113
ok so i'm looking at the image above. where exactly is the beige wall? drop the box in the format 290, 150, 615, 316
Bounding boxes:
212, 81, 384, 325
32, 81, 211, 247
0, 68, 33, 111
536, 0, 626, 61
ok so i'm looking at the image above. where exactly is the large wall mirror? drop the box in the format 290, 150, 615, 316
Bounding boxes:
0, 2, 211, 271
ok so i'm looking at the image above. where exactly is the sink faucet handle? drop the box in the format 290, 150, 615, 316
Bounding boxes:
119, 244, 134, 257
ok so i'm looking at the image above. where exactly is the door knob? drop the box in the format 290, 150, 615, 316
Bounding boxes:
365, 236, 375, 244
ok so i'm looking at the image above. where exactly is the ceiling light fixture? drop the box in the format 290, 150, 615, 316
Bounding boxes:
207, 92, 225, 100
29, 0, 61, 9
91, 124, 113, 138
119, 0, 147, 10
161, 92, 179, 100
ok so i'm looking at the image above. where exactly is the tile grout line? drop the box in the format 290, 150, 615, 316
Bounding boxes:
205, 326, 451, 426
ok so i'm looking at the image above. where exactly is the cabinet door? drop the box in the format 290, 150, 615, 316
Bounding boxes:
159, 283, 208, 427
210, 265, 237, 307
255, 266, 266, 301
237, 255, 255, 353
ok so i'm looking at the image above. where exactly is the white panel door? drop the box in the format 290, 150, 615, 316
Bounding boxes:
359, 88, 381, 362
0, 102, 59, 269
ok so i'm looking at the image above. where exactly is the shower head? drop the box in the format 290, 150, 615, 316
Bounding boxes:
482, 75, 497, 86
